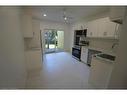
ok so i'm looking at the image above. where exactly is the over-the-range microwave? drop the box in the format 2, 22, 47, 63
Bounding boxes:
75, 29, 87, 37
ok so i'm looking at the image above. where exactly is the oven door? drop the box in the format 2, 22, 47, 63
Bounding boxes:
72, 47, 81, 60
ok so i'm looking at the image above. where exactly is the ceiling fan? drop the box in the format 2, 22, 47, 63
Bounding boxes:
63, 8, 73, 22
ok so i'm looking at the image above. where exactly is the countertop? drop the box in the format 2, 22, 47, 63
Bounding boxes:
81, 46, 116, 63
81, 46, 116, 56
93, 54, 115, 63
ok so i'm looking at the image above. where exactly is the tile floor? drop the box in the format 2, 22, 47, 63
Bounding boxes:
26, 52, 93, 89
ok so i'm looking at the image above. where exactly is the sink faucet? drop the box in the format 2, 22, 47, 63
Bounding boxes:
112, 43, 119, 49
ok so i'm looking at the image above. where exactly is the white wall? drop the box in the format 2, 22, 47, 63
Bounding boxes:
0, 7, 26, 88
40, 20, 71, 52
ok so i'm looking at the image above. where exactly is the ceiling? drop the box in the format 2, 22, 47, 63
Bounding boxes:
32, 6, 110, 23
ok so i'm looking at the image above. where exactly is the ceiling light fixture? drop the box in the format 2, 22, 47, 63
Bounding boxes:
64, 17, 67, 20
43, 13, 47, 17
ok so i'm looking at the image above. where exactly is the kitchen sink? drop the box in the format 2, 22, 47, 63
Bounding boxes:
97, 53, 116, 61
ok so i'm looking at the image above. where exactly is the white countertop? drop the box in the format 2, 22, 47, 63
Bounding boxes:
82, 46, 116, 56
93, 54, 115, 63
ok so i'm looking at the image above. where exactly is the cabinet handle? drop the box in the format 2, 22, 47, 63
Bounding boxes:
103, 32, 107, 36
90, 32, 92, 36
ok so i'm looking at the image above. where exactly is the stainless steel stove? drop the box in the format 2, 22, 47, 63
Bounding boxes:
72, 45, 81, 60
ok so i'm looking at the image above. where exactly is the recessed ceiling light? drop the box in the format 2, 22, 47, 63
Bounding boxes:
64, 17, 67, 20
43, 14, 47, 17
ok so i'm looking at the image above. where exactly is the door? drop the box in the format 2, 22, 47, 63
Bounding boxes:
44, 29, 57, 53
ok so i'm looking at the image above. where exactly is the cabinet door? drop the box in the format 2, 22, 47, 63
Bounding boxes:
81, 47, 88, 63
89, 57, 113, 88
29, 20, 41, 48
87, 20, 98, 37
98, 17, 108, 37
98, 17, 117, 38
25, 50, 42, 71
106, 21, 117, 38
22, 14, 33, 38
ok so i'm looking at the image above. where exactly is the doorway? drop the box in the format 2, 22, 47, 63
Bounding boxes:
44, 29, 64, 54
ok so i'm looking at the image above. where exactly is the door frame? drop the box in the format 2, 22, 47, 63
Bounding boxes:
42, 28, 65, 54
44, 29, 58, 53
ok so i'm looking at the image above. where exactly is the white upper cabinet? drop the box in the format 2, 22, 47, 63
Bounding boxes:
109, 7, 125, 24
22, 8, 33, 38
29, 19, 41, 48
98, 17, 117, 38
105, 20, 117, 38
87, 17, 120, 39
97, 18, 108, 37
87, 19, 99, 37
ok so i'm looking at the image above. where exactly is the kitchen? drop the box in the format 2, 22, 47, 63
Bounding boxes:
23, 6, 125, 89
1, 6, 126, 89
71, 7, 125, 88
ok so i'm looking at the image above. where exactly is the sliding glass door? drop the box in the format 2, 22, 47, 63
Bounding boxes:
44, 29, 64, 53
45, 29, 57, 53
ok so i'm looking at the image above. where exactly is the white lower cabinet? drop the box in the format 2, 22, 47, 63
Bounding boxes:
81, 47, 88, 63
89, 56, 113, 88
25, 50, 42, 71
